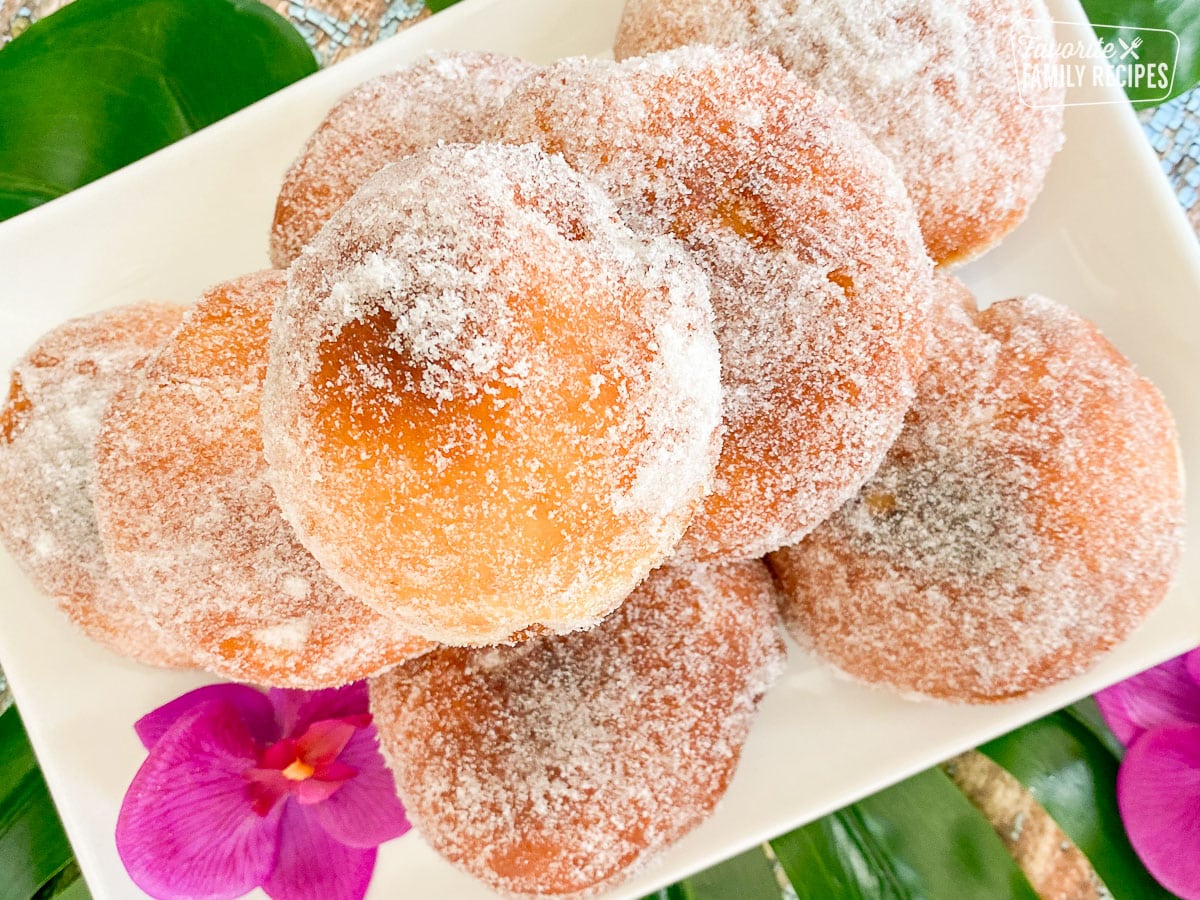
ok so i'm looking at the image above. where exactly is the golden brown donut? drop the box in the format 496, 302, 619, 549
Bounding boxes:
270, 51, 537, 266
263, 142, 723, 645
93, 272, 434, 687
614, 0, 1065, 265
769, 280, 1185, 702
492, 47, 933, 561
369, 558, 786, 896
0, 304, 193, 667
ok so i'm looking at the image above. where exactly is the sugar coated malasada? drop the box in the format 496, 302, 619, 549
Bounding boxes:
369, 558, 786, 896
614, 0, 1065, 266
263, 143, 722, 646
769, 282, 1185, 702
492, 47, 933, 561
0, 304, 193, 667
93, 272, 434, 687
270, 51, 538, 267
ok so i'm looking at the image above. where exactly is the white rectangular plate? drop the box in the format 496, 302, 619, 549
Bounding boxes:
0, 0, 1197, 897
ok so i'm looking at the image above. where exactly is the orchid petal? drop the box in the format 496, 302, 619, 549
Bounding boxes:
270, 682, 368, 737
244, 768, 296, 817
293, 778, 347, 805
260, 738, 300, 770
135, 684, 277, 750
315, 760, 358, 784
117, 701, 282, 899
1187, 647, 1200, 688
1116, 724, 1200, 899
296, 719, 358, 768
1095, 652, 1200, 746
311, 727, 410, 848
262, 803, 376, 900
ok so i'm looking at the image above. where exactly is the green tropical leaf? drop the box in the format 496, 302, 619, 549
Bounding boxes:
1063, 697, 1128, 761
41, 870, 92, 900
33, 859, 90, 900
0, 706, 74, 900
0, 0, 318, 223
643, 846, 783, 900
1079, 0, 1200, 104
685, 846, 782, 898
979, 707, 1173, 899
769, 767, 1039, 900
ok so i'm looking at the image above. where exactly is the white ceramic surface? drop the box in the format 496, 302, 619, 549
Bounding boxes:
0, 0, 1197, 897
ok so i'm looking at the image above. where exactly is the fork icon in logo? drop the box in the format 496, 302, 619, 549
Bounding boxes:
1119, 36, 1143, 60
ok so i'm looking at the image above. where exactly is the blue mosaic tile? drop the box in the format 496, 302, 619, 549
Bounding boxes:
281, 0, 423, 65
1142, 86, 1200, 211
381, 0, 426, 40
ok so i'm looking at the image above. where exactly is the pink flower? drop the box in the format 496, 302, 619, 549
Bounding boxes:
116, 681, 410, 900
1096, 648, 1200, 899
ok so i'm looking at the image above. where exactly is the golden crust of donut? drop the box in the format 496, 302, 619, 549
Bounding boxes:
369, 558, 786, 896
93, 272, 434, 687
270, 51, 537, 267
263, 143, 723, 645
614, 0, 1065, 266
769, 282, 1185, 702
0, 303, 194, 668
492, 47, 933, 561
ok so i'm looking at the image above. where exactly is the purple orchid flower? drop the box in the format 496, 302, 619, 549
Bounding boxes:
1095, 647, 1200, 900
116, 681, 410, 900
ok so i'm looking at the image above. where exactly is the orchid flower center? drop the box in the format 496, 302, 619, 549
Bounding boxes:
281, 758, 315, 781
243, 715, 370, 816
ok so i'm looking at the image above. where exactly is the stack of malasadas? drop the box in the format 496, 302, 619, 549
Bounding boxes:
0, 1, 1185, 894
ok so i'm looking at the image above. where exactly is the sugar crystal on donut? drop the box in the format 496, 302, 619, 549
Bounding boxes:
263, 142, 723, 645
0, 304, 194, 667
614, 0, 1065, 266
492, 47, 934, 560
369, 558, 786, 896
270, 51, 538, 267
93, 271, 435, 687
770, 280, 1185, 702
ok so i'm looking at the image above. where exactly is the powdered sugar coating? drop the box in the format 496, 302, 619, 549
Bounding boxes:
369, 558, 786, 896
770, 284, 1186, 702
93, 272, 434, 687
0, 304, 193, 668
264, 143, 723, 645
492, 47, 933, 560
270, 51, 539, 267
614, 0, 1066, 265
